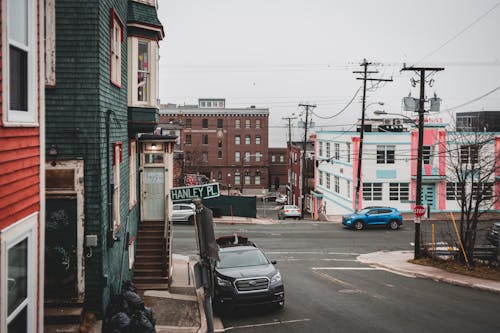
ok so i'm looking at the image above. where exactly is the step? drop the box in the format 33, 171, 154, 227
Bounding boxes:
136, 243, 164, 250
135, 262, 164, 270
133, 276, 169, 284
136, 254, 163, 262
44, 324, 81, 333
134, 282, 169, 291
138, 229, 165, 236
136, 248, 163, 256
134, 268, 165, 277
44, 306, 82, 325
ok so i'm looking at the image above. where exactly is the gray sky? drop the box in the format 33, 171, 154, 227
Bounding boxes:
157, 0, 500, 147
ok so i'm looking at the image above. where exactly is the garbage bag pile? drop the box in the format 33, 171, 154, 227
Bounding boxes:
104, 281, 156, 333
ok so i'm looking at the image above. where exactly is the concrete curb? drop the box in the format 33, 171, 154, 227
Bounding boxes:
358, 251, 500, 295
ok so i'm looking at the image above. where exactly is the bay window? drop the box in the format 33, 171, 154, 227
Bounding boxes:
128, 37, 159, 106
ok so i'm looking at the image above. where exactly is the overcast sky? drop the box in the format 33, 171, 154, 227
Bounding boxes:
157, 0, 500, 147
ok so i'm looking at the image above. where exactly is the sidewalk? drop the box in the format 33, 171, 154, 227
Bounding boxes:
213, 216, 275, 225
358, 250, 500, 294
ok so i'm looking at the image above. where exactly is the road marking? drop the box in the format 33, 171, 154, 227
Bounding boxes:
222, 318, 311, 331
312, 270, 386, 300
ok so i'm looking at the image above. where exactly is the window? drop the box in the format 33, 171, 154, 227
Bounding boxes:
334, 143, 340, 160
218, 140, 222, 148
446, 182, 462, 200
218, 172, 222, 181
185, 152, 191, 166
217, 151, 222, 159
255, 171, 261, 185
377, 145, 395, 164
472, 182, 494, 200
235, 152, 240, 162
185, 135, 192, 145
129, 140, 137, 208
422, 146, 432, 165
110, 9, 123, 86
2, 214, 37, 333
255, 152, 262, 162
334, 176, 340, 193
185, 119, 192, 128
113, 143, 122, 233
319, 142, 324, 157
202, 152, 208, 162
255, 119, 261, 128
326, 174, 331, 189
326, 143, 331, 158
346, 143, 351, 162
200, 101, 206, 107
279, 155, 285, 163
389, 183, 409, 201
245, 119, 251, 128
202, 119, 208, 129
319, 171, 323, 186
137, 40, 150, 102
346, 180, 351, 198
256, 135, 261, 145
460, 145, 479, 164
4, 0, 37, 125
245, 171, 251, 185
363, 183, 382, 201
235, 172, 241, 185
235, 135, 241, 145
245, 135, 251, 145
271, 155, 276, 163
235, 119, 241, 129
217, 119, 223, 128
202, 135, 208, 145
244, 151, 251, 162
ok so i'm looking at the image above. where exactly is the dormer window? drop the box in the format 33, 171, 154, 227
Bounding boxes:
128, 38, 159, 107
110, 9, 124, 87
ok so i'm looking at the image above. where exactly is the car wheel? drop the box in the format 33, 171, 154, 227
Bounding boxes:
388, 219, 399, 230
188, 215, 195, 225
354, 220, 364, 230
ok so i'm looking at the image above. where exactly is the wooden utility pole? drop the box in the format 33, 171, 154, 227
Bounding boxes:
401, 66, 444, 259
353, 59, 392, 212
298, 104, 316, 218
282, 115, 297, 204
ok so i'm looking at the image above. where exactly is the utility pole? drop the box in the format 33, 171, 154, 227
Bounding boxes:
353, 59, 393, 212
401, 66, 444, 259
298, 103, 316, 218
282, 115, 297, 204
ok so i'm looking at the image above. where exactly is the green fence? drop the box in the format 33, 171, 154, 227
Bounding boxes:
203, 195, 257, 218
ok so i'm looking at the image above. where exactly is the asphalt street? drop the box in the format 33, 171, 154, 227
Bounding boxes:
172, 212, 500, 332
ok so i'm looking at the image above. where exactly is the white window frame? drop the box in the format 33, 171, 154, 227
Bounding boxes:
255, 172, 261, 185
113, 143, 122, 234
128, 37, 159, 107
129, 140, 137, 209
235, 151, 240, 162
235, 135, 241, 145
255, 152, 261, 162
235, 119, 240, 129
255, 119, 261, 129
245, 135, 251, 145
2, 0, 38, 126
1, 213, 38, 333
279, 155, 284, 163
255, 135, 261, 145
245, 119, 251, 128
334, 176, 340, 193
110, 9, 123, 87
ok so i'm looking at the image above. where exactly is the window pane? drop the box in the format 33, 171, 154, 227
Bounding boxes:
7, 306, 27, 333
9, 0, 28, 46
10, 46, 28, 111
137, 41, 149, 102
8, 238, 28, 315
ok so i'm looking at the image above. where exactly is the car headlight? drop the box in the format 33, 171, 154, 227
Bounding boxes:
271, 271, 282, 284
216, 276, 232, 287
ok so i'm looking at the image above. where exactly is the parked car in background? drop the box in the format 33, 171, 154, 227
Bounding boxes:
214, 235, 285, 312
262, 192, 278, 202
276, 194, 287, 204
172, 203, 196, 224
342, 207, 403, 230
277, 205, 301, 220
486, 222, 500, 246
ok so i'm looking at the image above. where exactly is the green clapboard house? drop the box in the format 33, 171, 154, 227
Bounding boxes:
44, 0, 165, 323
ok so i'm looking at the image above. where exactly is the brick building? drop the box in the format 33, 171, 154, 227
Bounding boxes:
159, 99, 270, 195
268, 147, 288, 192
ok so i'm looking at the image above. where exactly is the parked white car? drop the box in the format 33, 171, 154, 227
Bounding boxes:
276, 194, 287, 204
172, 203, 196, 224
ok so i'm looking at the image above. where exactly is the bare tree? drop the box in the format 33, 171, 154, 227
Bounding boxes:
446, 131, 499, 263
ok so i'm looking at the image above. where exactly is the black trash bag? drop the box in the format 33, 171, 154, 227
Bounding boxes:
109, 312, 131, 332
122, 280, 138, 293
122, 290, 144, 311
129, 311, 156, 333
143, 307, 156, 326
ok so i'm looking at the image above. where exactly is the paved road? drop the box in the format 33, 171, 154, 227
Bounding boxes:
172, 221, 500, 333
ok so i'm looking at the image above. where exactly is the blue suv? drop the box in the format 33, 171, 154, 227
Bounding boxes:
342, 207, 403, 230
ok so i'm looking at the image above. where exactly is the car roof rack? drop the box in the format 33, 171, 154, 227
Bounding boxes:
216, 234, 256, 248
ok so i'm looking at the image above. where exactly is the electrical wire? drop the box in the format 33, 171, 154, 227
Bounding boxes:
311, 87, 362, 119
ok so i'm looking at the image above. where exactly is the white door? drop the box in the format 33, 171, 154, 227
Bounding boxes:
143, 167, 165, 221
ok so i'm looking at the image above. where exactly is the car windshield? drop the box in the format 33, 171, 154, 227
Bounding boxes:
358, 208, 372, 215
217, 248, 269, 269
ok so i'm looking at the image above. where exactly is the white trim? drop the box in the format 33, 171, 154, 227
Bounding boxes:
0, 213, 38, 333
129, 140, 138, 209
128, 37, 158, 108
2, 0, 39, 126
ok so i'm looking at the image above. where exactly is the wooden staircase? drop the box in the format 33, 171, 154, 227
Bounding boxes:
133, 220, 171, 290
44, 302, 83, 333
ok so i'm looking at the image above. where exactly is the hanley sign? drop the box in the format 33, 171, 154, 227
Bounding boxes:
170, 183, 220, 202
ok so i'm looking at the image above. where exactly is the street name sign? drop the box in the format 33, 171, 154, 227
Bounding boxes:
170, 183, 220, 202
414, 205, 425, 217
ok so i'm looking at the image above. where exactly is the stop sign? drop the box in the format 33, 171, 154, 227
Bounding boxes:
414, 205, 425, 217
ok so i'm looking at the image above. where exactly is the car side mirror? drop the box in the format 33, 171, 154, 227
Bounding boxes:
271, 260, 277, 265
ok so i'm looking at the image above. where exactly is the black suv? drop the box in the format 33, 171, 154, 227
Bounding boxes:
213, 235, 285, 311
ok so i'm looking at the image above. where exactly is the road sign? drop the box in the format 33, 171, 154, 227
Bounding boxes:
414, 205, 425, 217
170, 183, 220, 202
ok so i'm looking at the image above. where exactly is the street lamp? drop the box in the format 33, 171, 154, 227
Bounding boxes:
227, 173, 231, 195
354, 101, 385, 212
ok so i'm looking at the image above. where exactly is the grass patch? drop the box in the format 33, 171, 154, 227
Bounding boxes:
409, 257, 500, 282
